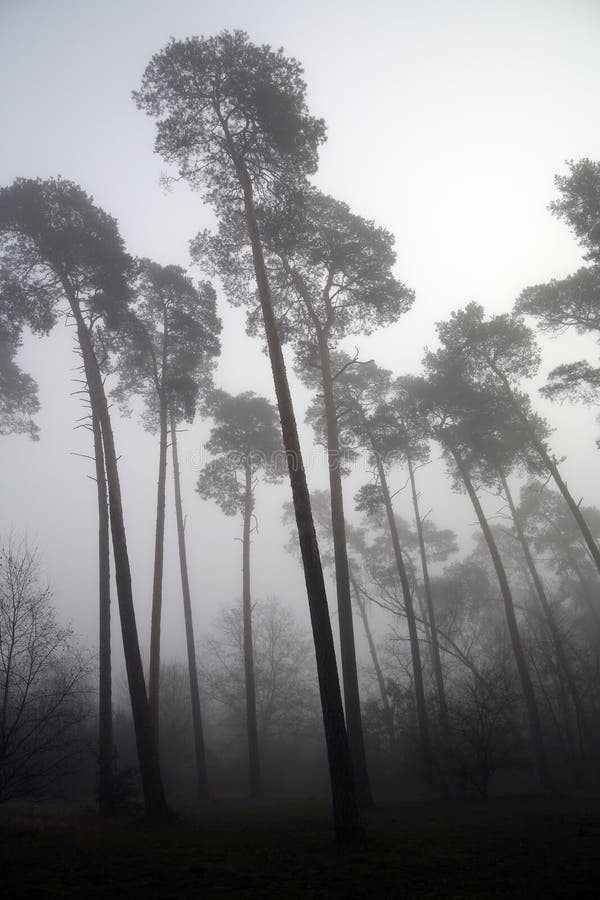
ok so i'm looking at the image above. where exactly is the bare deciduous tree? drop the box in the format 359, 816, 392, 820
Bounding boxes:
201, 598, 320, 751
0, 537, 91, 802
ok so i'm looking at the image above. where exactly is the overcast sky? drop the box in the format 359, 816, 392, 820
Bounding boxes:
1, 0, 599, 677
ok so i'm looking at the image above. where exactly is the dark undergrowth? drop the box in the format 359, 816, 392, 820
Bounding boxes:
1, 794, 600, 898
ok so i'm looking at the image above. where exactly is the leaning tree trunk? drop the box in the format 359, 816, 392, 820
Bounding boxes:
319, 335, 372, 808
91, 404, 113, 815
367, 432, 432, 769
495, 369, 600, 576
349, 570, 396, 754
242, 457, 262, 798
542, 515, 600, 638
68, 298, 168, 820
232, 154, 362, 842
499, 470, 588, 768
451, 446, 553, 791
148, 382, 169, 740
406, 450, 448, 732
170, 410, 209, 799
530, 435, 600, 575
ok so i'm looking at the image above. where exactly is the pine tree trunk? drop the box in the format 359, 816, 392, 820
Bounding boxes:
170, 411, 209, 799
148, 390, 168, 739
68, 300, 168, 820
533, 440, 600, 575
372, 446, 432, 769
500, 470, 587, 768
406, 452, 448, 731
349, 571, 395, 753
495, 369, 600, 575
451, 447, 553, 791
242, 458, 262, 797
232, 157, 362, 842
92, 404, 113, 815
319, 337, 372, 807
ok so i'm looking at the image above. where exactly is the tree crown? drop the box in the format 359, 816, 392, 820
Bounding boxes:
549, 158, 600, 263
112, 258, 221, 428
0, 177, 132, 329
433, 301, 541, 387
197, 390, 284, 516
134, 31, 326, 210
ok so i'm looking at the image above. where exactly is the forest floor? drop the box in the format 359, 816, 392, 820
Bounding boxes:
1, 794, 600, 898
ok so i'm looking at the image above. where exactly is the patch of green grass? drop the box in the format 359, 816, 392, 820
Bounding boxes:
1, 796, 599, 898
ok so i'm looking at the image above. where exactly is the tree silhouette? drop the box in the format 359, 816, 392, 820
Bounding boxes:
201, 598, 320, 762
378, 377, 456, 732
409, 358, 553, 791
284, 492, 398, 758
433, 302, 600, 577
517, 159, 600, 404
112, 259, 220, 787
430, 360, 591, 782
0, 177, 168, 819
497, 473, 588, 782
0, 537, 91, 802
518, 481, 600, 641
1, 262, 110, 808
345, 522, 404, 757
197, 390, 284, 797
198, 187, 413, 805
313, 356, 434, 772
169, 410, 210, 799
89, 402, 113, 813
135, 31, 361, 839
549, 159, 600, 263
0, 283, 39, 439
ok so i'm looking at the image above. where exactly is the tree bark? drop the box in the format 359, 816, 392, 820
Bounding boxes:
170, 410, 209, 799
499, 470, 587, 768
91, 404, 113, 815
242, 458, 262, 797
232, 155, 362, 842
148, 377, 168, 740
451, 447, 553, 791
319, 336, 372, 807
406, 452, 448, 732
68, 299, 168, 820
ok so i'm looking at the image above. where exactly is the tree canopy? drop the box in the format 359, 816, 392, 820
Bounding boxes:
193, 187, 413, 354
134, 31, 326, 211
517, 159, 600, 403
197, 390, 283, 516
0, 177, 132, 330
0, 305, 40, 439
112, 258, 221, 427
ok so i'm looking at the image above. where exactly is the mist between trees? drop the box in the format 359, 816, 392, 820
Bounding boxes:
185, 442, 397, 475
2, 27, 600, 852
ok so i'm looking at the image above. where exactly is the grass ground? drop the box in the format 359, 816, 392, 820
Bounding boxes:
1, 795, 599, 898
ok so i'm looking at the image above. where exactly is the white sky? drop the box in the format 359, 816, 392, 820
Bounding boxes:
1, 0, 599, 677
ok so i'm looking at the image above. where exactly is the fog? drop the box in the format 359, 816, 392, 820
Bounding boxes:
2, 0, 599, 654
2, 0, 600, 890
